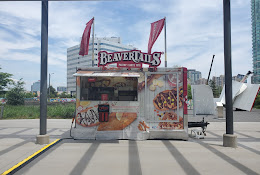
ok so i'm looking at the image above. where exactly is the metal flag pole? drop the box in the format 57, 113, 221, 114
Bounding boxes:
92, 17, 95, 67
164, 17, 167, 68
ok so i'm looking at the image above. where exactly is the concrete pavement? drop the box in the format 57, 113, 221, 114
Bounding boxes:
0, 119, 72, 174
0, 113, 259, 175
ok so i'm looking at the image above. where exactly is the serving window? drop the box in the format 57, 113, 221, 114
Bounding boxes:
80, 76, 138, 101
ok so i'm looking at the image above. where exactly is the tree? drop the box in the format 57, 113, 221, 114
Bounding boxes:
48, 86, 58, 98
24, 92, 34, 98
187, 84, 192, 99
209, 79, 220, 98
6, 79, 25, 105
58, 92, 71, 98
0, 67, 13, 96
217, 86, 223, 96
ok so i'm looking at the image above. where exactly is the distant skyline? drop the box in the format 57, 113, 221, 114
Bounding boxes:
0, 0, 253, 90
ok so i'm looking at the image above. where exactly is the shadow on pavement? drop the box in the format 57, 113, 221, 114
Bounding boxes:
235, 131, 256, 139
0, 128, 37, 157
13, 138, 65, 175
162, 140, 201, 175
193, 132, 259, 175
9, 128, 32, 135
13, 137, 120, 175
129, 140, 142, 175
206, 131, 260, 155
69, 142, 100, 175
196, 140, 258, 175
0, 140, 32, 156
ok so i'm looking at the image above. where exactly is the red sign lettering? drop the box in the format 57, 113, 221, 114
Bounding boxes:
98, 50, 162, 69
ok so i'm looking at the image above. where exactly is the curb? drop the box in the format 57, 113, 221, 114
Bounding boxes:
1, 139, 62, 175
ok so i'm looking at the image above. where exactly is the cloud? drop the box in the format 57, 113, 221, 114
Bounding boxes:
49, 2, 94, 39
0, 0, 253, 90
126, 0, 252, 79
0, 2, 40, 20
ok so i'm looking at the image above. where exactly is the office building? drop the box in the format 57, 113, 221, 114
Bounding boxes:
187, 69, 202, 85
212, 75, 225, 88
195, 78, 207, 85
212, 74, 247, 88
67, 37, 136, 94
31, 80, 40, 93
57, 86, 67, 92
251, 0, 260, 84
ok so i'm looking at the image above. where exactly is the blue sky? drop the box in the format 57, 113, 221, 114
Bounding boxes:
0, 0, 252, 90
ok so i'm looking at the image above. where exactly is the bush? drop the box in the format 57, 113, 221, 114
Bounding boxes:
3, 105, 40, 119
48, 104, 75, 118
6, 79, 25, 105
3, 103, 75, 119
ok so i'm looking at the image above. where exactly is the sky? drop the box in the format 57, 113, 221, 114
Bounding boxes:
0, 0, 253, 91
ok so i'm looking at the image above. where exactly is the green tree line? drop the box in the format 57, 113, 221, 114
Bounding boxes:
1, 67, 73, 105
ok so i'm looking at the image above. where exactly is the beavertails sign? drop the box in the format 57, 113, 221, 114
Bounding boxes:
98, 50, 162, 68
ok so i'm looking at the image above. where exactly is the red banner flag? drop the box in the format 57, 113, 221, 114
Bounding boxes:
148, 18, 165, 54
79, 18, 94, 56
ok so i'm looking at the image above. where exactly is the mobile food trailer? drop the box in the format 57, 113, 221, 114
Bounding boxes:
72, 50, 188, 140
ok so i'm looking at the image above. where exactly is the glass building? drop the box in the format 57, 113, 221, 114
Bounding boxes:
251, 0, 260, 84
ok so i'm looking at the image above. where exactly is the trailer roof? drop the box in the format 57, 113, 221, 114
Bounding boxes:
73, 71, 140, 77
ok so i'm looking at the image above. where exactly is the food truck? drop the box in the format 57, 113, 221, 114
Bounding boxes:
72, 50, 188, 140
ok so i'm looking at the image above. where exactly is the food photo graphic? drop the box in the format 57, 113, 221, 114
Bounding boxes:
153, 87, 183, 111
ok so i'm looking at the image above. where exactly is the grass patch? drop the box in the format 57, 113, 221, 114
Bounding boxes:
2, 103, 75, 119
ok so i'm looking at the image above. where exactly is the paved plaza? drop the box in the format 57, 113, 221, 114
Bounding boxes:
0, 110, 259, 175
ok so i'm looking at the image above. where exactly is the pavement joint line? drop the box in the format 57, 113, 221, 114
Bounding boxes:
1, 139, 62, 175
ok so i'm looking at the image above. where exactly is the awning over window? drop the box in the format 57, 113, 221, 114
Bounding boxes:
73, 71, 140, 77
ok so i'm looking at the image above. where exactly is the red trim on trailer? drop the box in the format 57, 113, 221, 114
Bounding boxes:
183, 67, 188, 115
250, 86, 260, 112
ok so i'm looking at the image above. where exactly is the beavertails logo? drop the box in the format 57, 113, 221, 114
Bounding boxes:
98, 50, 162, 68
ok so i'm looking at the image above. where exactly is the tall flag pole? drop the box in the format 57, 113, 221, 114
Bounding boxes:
164, 17, 167, 67
92, 17, 95, 67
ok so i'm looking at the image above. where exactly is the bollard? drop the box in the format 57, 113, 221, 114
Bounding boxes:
216, 102, 224, 119
217, 106, 224, 118
0, 106, 4, 119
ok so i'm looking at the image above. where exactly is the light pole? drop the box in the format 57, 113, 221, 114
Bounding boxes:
37, 0, 49, 145
223, 0, 237, 148
49, 73, 54, 101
